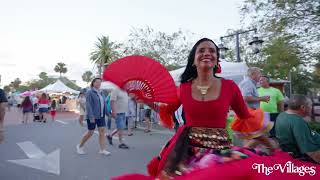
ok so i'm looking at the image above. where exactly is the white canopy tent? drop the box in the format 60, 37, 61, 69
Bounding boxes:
170, 60, 249, 85
38, 80, 79, 94
38, 83, 53, 92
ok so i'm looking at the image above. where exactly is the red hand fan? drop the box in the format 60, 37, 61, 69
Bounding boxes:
103, 56, 179, 104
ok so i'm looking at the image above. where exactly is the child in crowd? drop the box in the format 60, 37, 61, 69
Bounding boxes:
50, 100, 57, 121
21, 96, 33, 123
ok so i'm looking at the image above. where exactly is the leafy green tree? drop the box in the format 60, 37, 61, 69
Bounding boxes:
16, 85, 29, 93
39, 72, 48, 80
241, 0, 319, 64
241, 0, 320, 43
120, 27, 194, 67
90, 36, 120, 77
258, 36, 302, 79
313, 53, 320, 77
311, 56, 320, 90
54, 62, 68, 77
82, 71, 93, 85
291, 70, 314, 94
240, 0, 320, 94
256, 36, 313, 94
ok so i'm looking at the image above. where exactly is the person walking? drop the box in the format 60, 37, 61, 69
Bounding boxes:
0, 88, 8, 143
105, 91, 112, 130
38, 93, 49, 122
77, 78, 110, 156
31, 95, 38, 113
143, 105, 152, 133
106, 88, 130, 149
7, 96, 14, 112
77, 92, 86, 126
50, 99, 57, 121
21, 96, 33, 124
127, 95, 137, 136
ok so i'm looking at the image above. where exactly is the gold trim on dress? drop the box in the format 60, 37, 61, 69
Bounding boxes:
188, 127, 231, 150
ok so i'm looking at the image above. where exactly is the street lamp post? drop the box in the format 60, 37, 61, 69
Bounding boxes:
288, 67, 297, 96
219, 28, 264, 62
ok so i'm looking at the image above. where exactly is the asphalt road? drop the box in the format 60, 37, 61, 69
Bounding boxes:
0, 119, 173, 180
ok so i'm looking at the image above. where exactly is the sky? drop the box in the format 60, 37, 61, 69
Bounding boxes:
0, 0, 245, 88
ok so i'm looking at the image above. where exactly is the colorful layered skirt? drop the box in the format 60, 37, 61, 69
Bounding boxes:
112, 125, 320, 180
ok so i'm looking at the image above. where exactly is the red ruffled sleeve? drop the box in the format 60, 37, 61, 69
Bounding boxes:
157, 87, 181, 128
230, 81, 251, 119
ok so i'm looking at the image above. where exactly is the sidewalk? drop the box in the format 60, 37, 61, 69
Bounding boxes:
3, 107, 79, 126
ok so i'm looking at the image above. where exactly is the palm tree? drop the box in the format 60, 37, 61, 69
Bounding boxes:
90, 36, 120, 77
82, 71, 93, 85
54, 62, 68, 77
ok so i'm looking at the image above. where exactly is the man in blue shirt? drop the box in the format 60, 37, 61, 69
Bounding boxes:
239, 67, 270, 109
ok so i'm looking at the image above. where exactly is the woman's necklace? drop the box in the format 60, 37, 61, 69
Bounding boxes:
196, 83, 212, 101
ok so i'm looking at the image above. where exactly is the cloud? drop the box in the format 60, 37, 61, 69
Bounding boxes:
0, 62, 16, 67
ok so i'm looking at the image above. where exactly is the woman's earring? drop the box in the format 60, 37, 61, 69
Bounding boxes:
214, 63, 221, 73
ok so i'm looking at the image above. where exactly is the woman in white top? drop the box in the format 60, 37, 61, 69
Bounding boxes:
77, 92, 86, 126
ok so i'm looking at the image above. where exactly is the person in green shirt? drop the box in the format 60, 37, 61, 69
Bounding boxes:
258, 76, 284, 113
276, 94, 320, 163
258, 76, 284, 137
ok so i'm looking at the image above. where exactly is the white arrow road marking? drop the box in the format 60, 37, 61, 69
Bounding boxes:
17, 141, 46, 159
56, 120, 68, 125
8, 141, 60, 175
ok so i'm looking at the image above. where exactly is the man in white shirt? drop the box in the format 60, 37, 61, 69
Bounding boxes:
107, 88, 129, 149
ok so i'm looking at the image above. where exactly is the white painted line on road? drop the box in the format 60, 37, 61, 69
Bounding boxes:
113, 136, 121, 140
8, 141, 61, 175
56, 120, 68, 125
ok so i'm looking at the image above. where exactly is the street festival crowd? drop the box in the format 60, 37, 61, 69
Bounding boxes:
0, 38, 319, 179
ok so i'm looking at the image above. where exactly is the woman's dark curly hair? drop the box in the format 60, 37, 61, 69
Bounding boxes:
180, 38, 220, 83
90, 78, 102, 88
